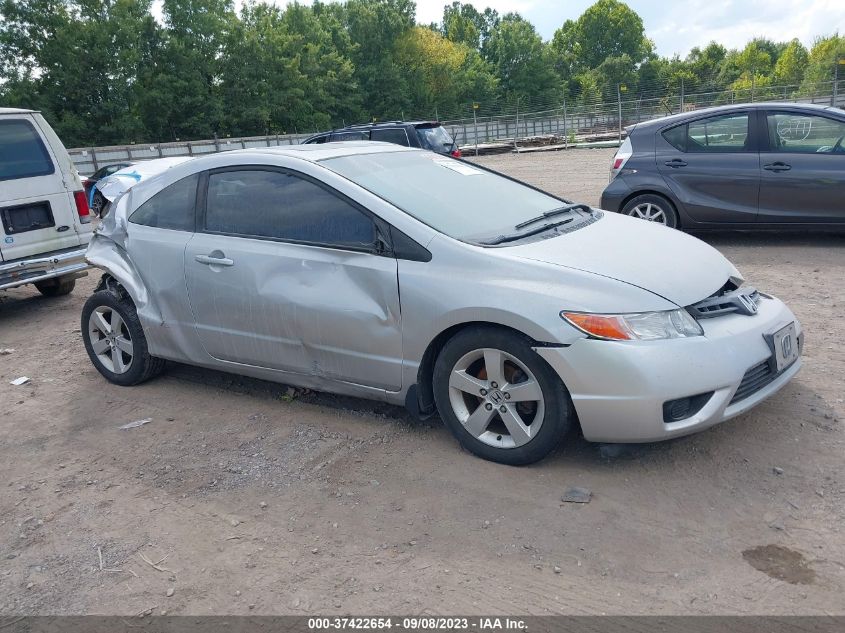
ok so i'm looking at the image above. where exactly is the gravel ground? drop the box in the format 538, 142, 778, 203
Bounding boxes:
0, 148, 843, 616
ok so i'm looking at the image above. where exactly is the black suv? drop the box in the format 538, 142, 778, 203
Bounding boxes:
302, 121, 461, 157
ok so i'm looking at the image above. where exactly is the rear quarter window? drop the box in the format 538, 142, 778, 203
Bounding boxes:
662, 125, 687, 151
0, 119, 55, 181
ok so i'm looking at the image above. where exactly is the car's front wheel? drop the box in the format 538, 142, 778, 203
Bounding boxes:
621, 193, 679, 228
81, 290, 165, 386
433, 326, 574, 465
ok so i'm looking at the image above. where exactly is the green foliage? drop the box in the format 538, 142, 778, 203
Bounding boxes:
0, 0, 841, 147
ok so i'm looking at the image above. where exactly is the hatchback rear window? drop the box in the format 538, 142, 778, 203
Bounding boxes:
416, 125, 455, 151
0, 119, 54, 181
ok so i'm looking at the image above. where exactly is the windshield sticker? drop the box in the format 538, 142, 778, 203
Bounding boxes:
430, 158, 483, 176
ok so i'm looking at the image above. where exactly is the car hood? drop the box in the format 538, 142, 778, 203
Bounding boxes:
506, 212, 739, 307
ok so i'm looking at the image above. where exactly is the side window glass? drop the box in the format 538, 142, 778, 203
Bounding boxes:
204, 169, 375, 249
331, 131, 369, 141
371, 128, 410, 146
686, 113, 750, 152
662, 125, 687, 151
307, 135, 328, 144
128, 173, 198, 231
767, 112, 845, 154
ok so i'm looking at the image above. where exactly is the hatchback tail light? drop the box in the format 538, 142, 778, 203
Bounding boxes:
74, 190, 92, 224
609, 136, 633, 181
451, 148, 462, 158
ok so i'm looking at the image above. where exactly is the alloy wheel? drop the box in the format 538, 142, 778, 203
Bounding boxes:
447, 348, 545, 449
629, 202, 667, 224
88, 306, 134, 374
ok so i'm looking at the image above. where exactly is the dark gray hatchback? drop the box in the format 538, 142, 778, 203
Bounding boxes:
600, 103, 845, 229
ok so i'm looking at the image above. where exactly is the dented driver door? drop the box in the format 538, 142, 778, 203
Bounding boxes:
184, 167, 403, 391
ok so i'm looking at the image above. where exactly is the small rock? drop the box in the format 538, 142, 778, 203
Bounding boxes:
234, 590, 241, 597
409, 540, 417, 546
773, 467, 784, 475
166, 587, 175, 597
311, 548, 319, 554
230, 519, 240, 527
533, 564, 543, 570
259, 501, 268, 509
482, 520, 490, 529
160, 611, 168, 616
815, 490, 824, 498
553, 566, 562, 574
561, 487, 592, 504
249, 604, 256, 610
26, 582, 34, 589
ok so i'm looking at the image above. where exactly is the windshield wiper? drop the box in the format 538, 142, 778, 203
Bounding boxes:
480, 218, 575, 245
514, 203, 591, 230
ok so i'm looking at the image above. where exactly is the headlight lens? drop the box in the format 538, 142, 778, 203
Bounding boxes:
561, 309, 703, 341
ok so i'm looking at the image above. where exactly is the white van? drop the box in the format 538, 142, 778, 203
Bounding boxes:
1, 108, 93, 296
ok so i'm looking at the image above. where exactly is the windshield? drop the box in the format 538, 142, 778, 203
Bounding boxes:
416, 125, 455, 151
321, 151, 573, 242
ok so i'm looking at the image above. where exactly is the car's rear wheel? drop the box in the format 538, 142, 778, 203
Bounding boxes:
81, 290, 165, 386
433, 327, 573, 465
35, 276, 76, 297
622, 193, 679, 228
91, 191, 109, 218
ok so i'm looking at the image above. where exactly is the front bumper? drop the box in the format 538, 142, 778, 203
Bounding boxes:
0, 247, 90, 291
534, 294, 802, 443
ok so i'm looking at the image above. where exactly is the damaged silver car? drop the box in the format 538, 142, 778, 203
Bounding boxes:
83, 143, 802, 465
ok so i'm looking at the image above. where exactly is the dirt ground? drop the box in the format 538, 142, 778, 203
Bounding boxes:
1, 148, 843, 616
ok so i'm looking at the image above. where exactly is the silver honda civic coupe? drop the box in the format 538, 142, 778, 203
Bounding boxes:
82, 142, 802, 465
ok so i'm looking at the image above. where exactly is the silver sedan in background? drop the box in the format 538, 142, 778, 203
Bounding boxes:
82, 143, 802, 465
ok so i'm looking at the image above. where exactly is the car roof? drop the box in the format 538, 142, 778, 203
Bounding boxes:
631, 102, 843, 132
230, 141, 417, 162
0, 107, 37, 115
303, 121, 441, 141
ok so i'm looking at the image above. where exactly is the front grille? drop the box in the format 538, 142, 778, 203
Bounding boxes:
730, 360, 775, 404
688, 286, 760, 319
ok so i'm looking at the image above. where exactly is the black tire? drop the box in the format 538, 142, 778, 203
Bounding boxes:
621, 193, 679, 228
433, 326, 574, 466
35, 276, 76, 297
91, 191, 108, 218
81, 289, 166, 386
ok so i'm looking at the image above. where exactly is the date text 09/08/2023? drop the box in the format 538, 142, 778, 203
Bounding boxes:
308, 617, 527, 630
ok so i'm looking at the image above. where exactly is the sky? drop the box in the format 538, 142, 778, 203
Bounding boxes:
151, 0, 844, 57
414, 0, 845, 56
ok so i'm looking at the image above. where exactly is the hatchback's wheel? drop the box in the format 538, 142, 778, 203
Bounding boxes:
622, 194, 678, 228
433, 327, 573, 465
81, 290, 165, 386
35, 276, 76, 297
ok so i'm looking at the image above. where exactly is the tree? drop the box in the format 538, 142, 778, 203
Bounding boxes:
394, 25, 496, 118
485, 13, 560, 106
558, 0, 650, 71
773, 39, 809, 86
136, 0, 234, 141
800, 34, 844, 93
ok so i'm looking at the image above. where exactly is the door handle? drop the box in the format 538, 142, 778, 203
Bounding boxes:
763, 162, 791, 172
664, 159, 688, 168
195, 254, 234, 266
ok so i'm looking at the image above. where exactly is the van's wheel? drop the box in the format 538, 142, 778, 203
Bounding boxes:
81, 289, 166, 386
433, 326, 573, 465
621, 193, 679, 228
35, 276, 76, 297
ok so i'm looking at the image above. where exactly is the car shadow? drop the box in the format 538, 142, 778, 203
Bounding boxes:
690, 229, 845, 249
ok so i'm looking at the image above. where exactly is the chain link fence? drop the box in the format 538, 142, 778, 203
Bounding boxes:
69, 80, 843, 173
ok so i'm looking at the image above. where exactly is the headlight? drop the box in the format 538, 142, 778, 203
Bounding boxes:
561, 309, 703, 341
